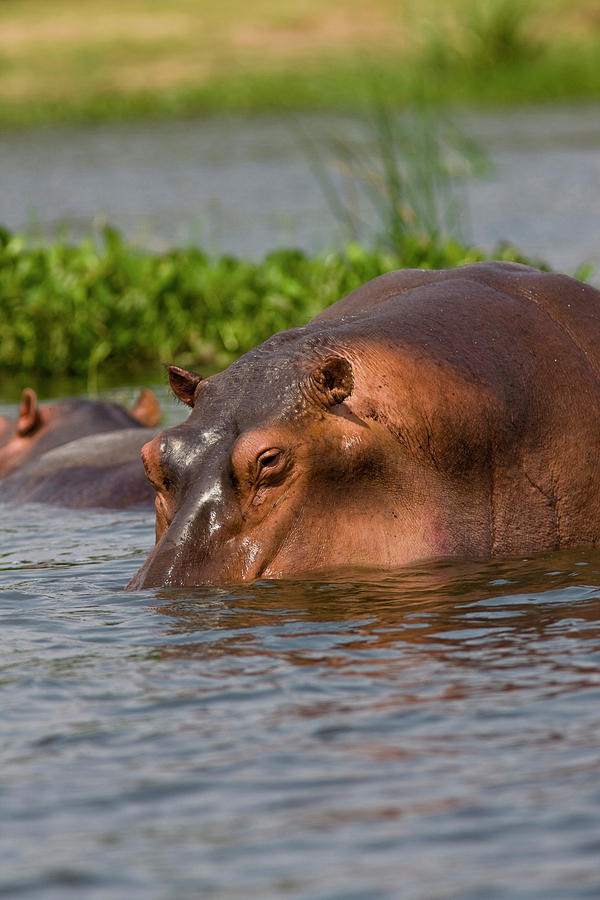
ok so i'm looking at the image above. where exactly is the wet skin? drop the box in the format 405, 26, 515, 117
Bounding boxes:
128, 261, 600, 588
0, 388, 160, 508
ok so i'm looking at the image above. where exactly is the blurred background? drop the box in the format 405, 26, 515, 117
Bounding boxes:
1, 0, 600, 392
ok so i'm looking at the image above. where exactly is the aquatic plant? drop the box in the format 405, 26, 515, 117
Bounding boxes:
0, 225, 539, 390
296, 104, 487, 255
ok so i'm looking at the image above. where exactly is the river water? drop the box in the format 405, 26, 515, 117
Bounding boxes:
2, 105, 600, 273
1, 386, 600, 898
2, 109, 600, 897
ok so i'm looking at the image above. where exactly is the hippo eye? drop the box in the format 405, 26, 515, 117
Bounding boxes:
258, 449, 282, 470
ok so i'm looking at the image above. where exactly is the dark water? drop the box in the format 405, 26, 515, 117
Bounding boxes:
2, 397, 600, 898
2, 106, 600, 273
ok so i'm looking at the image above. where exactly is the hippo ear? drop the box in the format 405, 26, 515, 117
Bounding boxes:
17, 388, 41, 436
309, 356, 354, 408
130, 388, 161, 427
168, 365, 203, 407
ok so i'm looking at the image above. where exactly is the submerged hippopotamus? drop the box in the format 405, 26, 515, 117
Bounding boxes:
128, 261, 600, 589
0, 387, 161, 508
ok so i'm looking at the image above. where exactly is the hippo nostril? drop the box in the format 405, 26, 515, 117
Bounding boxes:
141, 440, 155, 472
141, 439, 168, 493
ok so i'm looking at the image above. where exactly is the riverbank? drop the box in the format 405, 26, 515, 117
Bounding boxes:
1, 0, 600, 127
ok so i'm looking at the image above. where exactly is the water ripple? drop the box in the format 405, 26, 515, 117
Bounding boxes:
1, 501, 600, 898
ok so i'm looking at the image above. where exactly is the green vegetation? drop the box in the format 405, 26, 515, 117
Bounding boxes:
0, 99, 546, 396
0, 0, 592, 390
0, 0, 599, 127
0, 225, 540, 391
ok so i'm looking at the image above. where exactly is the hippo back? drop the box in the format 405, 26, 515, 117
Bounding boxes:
314, 262, 600, 380
0, 429, 156, 508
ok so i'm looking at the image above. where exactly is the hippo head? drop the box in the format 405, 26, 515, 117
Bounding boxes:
128, 350, 367, 588
0, 387, 160, 478
127, 326, 490, 590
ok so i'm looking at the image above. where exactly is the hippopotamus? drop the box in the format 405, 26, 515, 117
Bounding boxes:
127, 261, 600, 589
0, 387, 161, 508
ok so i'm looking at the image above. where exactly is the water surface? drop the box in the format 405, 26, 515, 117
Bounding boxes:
2, 106, 600, 273
2, 465, 600, 898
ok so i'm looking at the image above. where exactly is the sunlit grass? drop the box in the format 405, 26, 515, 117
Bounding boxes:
0, 0, 599, 125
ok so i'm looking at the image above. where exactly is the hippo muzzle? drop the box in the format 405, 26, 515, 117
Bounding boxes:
127, 467, 243, 588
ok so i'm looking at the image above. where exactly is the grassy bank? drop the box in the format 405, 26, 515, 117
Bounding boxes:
1, 226, 540, 390
1, 0, 600, 127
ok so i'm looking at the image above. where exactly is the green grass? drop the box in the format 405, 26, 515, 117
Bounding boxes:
2, 44, 600, 129
1, 0, 600, 127
0, 225, 542, 393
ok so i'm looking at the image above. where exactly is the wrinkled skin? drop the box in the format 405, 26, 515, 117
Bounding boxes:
128, 262, 600, 589
0, 388, 161, 508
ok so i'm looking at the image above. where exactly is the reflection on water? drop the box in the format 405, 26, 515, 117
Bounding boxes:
2, 496, 599, 898
153, 555, 600, 718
